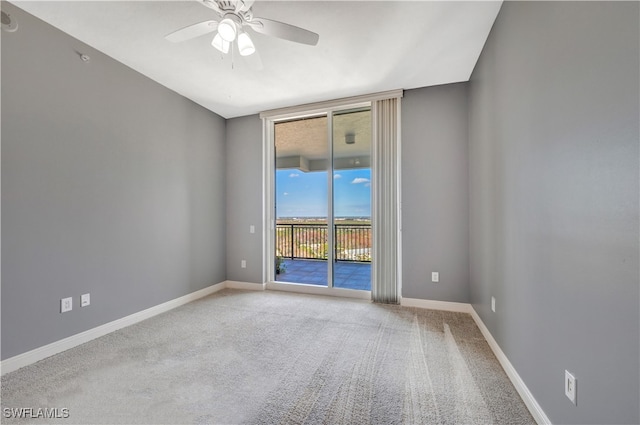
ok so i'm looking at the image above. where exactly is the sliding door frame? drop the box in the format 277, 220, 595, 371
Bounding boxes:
261, 90, 402, 300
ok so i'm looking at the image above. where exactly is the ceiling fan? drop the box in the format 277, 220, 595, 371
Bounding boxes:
165, 0, 319, 59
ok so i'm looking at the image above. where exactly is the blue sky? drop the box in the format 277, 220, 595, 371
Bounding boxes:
276, 168, 371, 218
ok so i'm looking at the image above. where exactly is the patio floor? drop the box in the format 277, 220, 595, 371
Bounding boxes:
276, 259, 371, 291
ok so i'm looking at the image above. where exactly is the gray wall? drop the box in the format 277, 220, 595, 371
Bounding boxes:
225, 115, 263, 284
401, 84, 469, 302
1, 3, 227, 360
468, 2, 639, 424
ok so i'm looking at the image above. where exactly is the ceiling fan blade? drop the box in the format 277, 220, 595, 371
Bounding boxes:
235, 0, 255, 13
165, 20, 219, 43
249, 17, 319, 46
201, 0, 224, 15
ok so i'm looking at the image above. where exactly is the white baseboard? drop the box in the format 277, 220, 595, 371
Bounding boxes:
224, 280, 266, 290
0, 281, 226, 375
400, 297, 473, 313
469, 308, 551, 425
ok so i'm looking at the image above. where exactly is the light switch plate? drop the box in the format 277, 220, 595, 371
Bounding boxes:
431, 272, 439, 282
81, 293, 90, 307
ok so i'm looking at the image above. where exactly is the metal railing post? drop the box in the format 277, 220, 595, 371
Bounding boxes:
289, 224, 294, 260
333, 223, 338, 263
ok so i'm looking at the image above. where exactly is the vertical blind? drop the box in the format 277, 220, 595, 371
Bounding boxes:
371, 96, 401, 304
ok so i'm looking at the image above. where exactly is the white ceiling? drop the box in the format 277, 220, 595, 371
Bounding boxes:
12, 0, 502, 119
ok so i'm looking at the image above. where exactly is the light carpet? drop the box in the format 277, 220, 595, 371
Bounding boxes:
1, 289, 534, 424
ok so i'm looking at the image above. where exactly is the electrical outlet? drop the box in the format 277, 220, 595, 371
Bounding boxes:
491, 296, 496, 312
249, 225, 255, 234
241, 260, 247, 268
431, 272, 439, 283
81, 293, 90, 307
61, 297, 73, 313
565, 370, 577, 405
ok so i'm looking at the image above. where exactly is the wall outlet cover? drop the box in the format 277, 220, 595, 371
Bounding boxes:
81, 293, 90, 307
61, 297, 73, 313
565, 370, 577, 405
491, 296, 496, 312
431, 272, 439, 283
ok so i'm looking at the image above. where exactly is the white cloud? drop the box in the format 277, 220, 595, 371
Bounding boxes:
351, 177, 370, 184
289, 173, 300, 178
334, 174, 342, 179
283, 192, 289, 196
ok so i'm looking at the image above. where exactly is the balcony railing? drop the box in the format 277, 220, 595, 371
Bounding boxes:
276, 223, 371, 262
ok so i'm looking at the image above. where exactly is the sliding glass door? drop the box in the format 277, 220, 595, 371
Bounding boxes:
274, 115, 329, 287
331, 108, 371, 290
273, 107, 372, 291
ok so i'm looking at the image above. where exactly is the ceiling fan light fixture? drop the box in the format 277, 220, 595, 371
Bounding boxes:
212, 33, 230, 54
238, 32, 255, 56
217, 17, 237, 42
166, 1, 320, 68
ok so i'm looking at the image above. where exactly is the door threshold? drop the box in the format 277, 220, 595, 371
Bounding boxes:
266, 281, 372, 300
